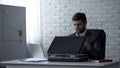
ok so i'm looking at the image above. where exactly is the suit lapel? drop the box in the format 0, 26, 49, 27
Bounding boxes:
86, 30, 92, 38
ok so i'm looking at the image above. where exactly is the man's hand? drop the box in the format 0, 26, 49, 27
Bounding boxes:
85, 38, 92, 50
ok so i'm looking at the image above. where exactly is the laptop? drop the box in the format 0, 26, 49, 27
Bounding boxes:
47, 36, 88, 62
19, 43, 47, 62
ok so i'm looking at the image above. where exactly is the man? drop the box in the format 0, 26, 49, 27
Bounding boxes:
69, 12, 106, 60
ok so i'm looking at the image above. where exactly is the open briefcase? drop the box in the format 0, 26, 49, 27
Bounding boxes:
47, 36, 89, 62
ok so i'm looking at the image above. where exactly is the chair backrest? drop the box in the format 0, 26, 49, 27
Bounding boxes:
88, 29, 106, 59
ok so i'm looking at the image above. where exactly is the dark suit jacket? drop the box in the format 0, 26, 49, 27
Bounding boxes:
69, 29, 106, 60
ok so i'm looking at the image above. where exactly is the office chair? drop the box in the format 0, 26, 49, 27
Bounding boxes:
88, 29, 106, 59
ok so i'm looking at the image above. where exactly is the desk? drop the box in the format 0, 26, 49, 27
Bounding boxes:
0, 60, 120, 68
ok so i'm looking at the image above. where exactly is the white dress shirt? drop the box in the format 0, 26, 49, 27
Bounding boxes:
76, 29, 87, 36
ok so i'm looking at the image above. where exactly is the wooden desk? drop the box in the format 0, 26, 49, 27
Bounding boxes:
0, 60, 120, 68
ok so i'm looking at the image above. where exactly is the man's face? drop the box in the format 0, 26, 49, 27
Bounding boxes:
73, 20, 86, 33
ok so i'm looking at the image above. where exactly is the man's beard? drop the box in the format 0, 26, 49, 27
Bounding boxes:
76, 27, 86, 33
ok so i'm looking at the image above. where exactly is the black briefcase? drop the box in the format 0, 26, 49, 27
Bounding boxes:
47, 36, 89, 62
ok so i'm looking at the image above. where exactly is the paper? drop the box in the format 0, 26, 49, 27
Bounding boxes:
10, 22, 16, 29
19, 29, 23, 37
4, 9, 9, 14
18, 38, 23, 43
19, 58, 48, 62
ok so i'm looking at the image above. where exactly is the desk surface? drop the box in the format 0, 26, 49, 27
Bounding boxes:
0, 59, 120, 67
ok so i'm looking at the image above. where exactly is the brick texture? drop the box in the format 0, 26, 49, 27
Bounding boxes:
40, 0, 120, 60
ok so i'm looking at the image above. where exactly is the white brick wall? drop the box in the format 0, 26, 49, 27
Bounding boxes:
40, 0, 120, 60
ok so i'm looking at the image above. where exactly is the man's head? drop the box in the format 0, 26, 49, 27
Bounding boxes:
72, 12, 87, 33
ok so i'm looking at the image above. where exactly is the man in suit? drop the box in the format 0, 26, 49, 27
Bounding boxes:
69, 12, 106, 60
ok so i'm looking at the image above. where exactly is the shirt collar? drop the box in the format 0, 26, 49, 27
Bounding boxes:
76, 29, 87, 36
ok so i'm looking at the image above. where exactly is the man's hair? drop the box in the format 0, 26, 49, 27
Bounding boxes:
72, 12, 87, 24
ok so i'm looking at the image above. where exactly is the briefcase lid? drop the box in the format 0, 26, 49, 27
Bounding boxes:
47, 36, 85, 54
